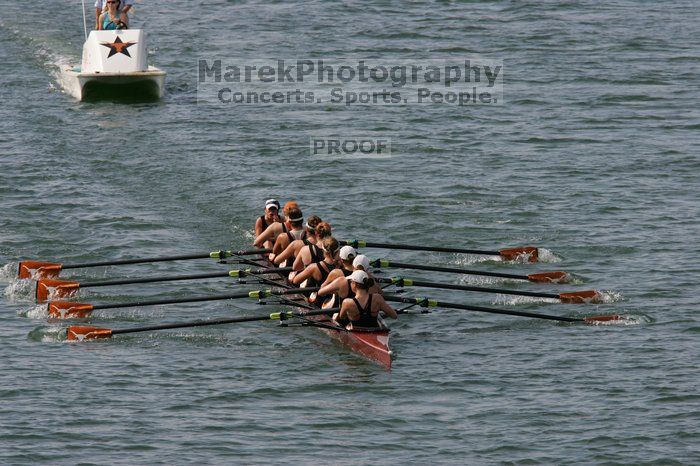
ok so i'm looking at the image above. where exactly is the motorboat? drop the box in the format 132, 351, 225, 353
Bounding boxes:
60, 29, 166, 101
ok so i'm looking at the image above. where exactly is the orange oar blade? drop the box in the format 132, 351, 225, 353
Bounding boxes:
66, 326, 113, 341
18, 261, 62, 279
499, 246, 538, 263
527, 271, 570, 284
36, 279, 80, 303
48, 301, 94, 319
559, 290, 603, 304
583, 315, 624, 324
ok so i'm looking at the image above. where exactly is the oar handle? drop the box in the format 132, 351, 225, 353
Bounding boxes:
343, 240, 499, 256
372, 260, 529, 281
384, 295, 582, 322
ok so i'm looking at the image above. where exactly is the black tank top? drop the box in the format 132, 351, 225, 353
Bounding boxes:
351, 294, 378, 328
259, 215, 268, 230
309, 243, 324, 264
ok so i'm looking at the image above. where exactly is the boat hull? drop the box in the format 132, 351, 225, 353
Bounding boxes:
264, 260, 393, 368
61, 67, 166, 101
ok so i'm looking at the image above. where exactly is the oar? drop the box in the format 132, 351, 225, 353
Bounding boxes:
34, 267, 291, 302
370, 259, 570, 284
378, 277, 603, 304
383, 295, 621, 323
342, 240, 539, 262
65, 308, 336, 341
17, 248, 271, 280
47, 286, 319, 319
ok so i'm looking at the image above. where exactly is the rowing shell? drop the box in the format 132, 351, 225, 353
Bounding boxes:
262, 258, 393, 368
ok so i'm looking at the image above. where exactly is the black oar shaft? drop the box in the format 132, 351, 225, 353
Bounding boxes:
374, 260, 529, 281
384, 296, 581, 322
80, 267, 292, 289
83, 272, 230, 288
61, 248, 270, 270
110, 308, 336, 335
90, 287, 320, 311
343, 240, 499, 255
380, 278, 559, 299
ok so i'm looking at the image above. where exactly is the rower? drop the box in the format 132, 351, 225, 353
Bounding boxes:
271, 215, 322, 264
334, 270, 398, 329
254, 199, 281, 249
253, 201, 298, 248
320, 245, 356, 286
318, 252, 379, 308
290, 237, 340, 288
268, 207, 305, 259
291, 221, 332, 272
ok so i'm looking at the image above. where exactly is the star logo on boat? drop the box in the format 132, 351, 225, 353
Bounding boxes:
100, 36, 137, 58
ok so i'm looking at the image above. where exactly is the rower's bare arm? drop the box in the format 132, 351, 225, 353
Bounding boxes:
318, 276, 342, 297
337, 299, 353, 321
253, 223, 277, 247
378, 296, 398, 319
291, 251, 306, 271
291, 264, 316, 285
273, 240, 298, 265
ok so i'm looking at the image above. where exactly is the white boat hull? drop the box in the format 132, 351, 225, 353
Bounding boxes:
61, 66, 166, 101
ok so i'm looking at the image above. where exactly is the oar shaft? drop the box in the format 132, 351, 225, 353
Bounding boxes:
380, 278, 560, 299
81, 267, 292, 289
90, 286, 320, 311
112, 314, 273, 334
373, 260, 529, 281
61, 248, 270, 270
111, 308, 335, 335
384, 296, 582, 322
83, 272, 230, 288
343, 240, 499, 255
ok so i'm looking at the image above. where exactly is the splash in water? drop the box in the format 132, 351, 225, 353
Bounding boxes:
0, 262, 18, 281
4, 278, 36, 302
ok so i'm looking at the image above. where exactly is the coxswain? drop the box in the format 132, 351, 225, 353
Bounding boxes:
334, 270, 398, 329
291, 237, 340, 288
271, 215, 322, 264
253, 201, 299, 248
254, 199, 281, 249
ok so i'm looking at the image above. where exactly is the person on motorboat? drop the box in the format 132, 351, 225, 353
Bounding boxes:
334, 270, 397, 329
254, 199, 281, 248
95, 0, 133, 30
98, 0, 130, 30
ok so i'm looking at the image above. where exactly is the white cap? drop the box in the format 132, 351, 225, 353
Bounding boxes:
339, 245, 357, 261
265, 199, 280, 210
348, 270, 369, 284
353, 254, 370, 271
